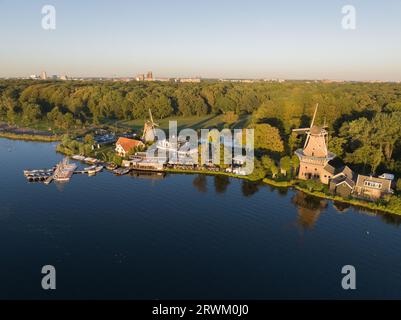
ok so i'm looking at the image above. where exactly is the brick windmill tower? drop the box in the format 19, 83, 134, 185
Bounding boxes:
293, 104, 337, 184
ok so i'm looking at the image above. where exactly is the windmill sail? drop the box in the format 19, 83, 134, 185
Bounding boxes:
310, 103, 319, 127
142, 108, 159, 142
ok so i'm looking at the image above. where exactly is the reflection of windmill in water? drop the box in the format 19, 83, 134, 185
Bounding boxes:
142, 108, 159, 143
292, 191, 328, 230
293, 103, 336, 185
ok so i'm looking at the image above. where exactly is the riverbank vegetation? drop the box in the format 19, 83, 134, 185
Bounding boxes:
1, 79, 400, 213
0, 131, 60, 142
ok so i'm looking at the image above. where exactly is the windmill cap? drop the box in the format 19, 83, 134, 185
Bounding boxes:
310, 125, 322, 134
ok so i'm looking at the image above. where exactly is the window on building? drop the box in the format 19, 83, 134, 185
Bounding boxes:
364, 181, 382, 189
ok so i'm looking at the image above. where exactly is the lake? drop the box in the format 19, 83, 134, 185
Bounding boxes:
0, 138, 400, 299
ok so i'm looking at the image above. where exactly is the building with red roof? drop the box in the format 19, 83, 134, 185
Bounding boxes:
115, 137, 145, 157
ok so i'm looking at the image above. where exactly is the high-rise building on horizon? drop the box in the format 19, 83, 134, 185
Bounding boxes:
146, 71, 153, 81
40, 71, 47, 80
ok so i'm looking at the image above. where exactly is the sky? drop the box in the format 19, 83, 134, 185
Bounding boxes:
0, 0, 401, 80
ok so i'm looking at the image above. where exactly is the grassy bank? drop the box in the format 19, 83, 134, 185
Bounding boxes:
165, 168, 400, 215
0, 132, 60, 142
164, 167, 260, 181
293, 185, 401, 216
262, 177, 295, 188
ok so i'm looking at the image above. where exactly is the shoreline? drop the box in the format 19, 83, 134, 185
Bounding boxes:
166, 168, 401, 216
2, 135, 399, 216
0, 131, 60, 142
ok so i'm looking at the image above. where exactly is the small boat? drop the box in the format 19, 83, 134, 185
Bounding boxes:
113, 167, 130, 175
87, 165, 103, 175
84, 165, 97, 171
84, 157, 99, 164
106, 163, 118, 171
24, 169, 50, 176
72, 155, 86, 161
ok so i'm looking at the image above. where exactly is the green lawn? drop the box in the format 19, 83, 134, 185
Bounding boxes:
115, 114, 251, 131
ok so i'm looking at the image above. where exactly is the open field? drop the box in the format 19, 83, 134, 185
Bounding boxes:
114, 114, 251, 131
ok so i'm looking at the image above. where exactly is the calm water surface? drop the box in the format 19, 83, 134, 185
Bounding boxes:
0, 138, 401, 299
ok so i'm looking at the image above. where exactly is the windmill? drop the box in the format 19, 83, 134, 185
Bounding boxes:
293, 103, 336, 183
292, 103, 329, 157
142, 108, 159, 142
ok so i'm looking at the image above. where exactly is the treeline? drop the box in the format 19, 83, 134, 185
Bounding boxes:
0, 79, 262, 126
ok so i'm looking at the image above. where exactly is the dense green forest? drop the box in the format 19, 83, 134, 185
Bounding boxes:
1, 79, 401, 179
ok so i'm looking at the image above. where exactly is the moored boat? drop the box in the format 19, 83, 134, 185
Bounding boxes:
87, 165, 103, 175
72, 155, 86, 161
113, 167, 130, 175
106, 163, 118, 171
84, 165, 97, 171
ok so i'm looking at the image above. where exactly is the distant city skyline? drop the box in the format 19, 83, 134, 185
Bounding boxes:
1, 0, 401, 81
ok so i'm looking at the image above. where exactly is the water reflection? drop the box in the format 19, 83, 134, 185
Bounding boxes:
266, 185, 288, 197
241, 180, 261, 197
191, 176, 264, 198
333, 201, 351, 213
292, 191, 328, 230
276, 187, 289, 197
214, 176, 230, 194
54, 181, 67, 192
129, 171, 166, 180
380, 213, 401, 227
193, 175, 207, 193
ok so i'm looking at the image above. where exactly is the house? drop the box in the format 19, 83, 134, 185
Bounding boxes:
329, 165, 356, 198
115, 137, 145, 157
354, 174, 394, 200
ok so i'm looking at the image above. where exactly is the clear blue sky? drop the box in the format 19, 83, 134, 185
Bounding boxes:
1, 0, 401, 80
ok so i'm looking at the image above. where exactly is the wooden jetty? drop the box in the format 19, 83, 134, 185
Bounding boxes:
53, 157, 77, 182
44, 175, 53, 185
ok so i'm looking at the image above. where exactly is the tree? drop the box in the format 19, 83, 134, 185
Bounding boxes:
261, 155, 275, 173
280, 156, 292, 176
288, 132, 301, 152
396, 179, 401, 193
84, 134, 95, 145
21, 103, 41, 126
252, 124, 284, 152
291, 155, 300, 174
247, 158, 267, 181
328, 137, 347, 158
61, 113, 75, 130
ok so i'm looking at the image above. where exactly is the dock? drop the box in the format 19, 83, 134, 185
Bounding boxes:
44, 175, 53, 185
